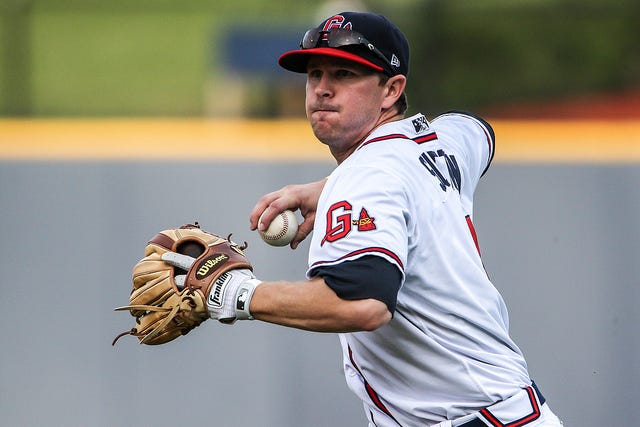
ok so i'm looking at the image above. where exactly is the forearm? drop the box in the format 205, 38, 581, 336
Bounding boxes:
249, 277, 391, 332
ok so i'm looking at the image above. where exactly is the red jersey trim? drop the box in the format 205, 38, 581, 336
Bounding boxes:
480, 386, 541, 427
465, 215, 481, 255
348, 345, 402, 427
413, 133, 439, 144
359, 132, 438, 149
310, 247, 404, 270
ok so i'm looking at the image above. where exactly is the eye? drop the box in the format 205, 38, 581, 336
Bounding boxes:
307, 69, 322, 80
335, 69, 355, 78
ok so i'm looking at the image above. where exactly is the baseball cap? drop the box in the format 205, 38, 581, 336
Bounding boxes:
278, 12, 409, 77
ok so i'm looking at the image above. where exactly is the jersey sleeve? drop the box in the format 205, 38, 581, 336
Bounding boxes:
307, 163, 409, 280
430, 111, 495, 204
309, 255, 402, 313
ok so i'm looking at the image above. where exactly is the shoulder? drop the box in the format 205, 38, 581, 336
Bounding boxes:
354, 114, 438, 159
432, 110, 494, 139
431, 110, 496, 177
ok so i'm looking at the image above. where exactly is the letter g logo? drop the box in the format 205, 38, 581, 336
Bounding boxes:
321, 201, 352, 245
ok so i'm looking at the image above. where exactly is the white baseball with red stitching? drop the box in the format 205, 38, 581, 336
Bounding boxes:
259, 210, 299, 247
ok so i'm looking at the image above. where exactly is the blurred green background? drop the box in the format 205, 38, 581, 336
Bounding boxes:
1, 0, 638, 118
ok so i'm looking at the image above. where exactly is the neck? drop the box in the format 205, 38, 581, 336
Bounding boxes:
376, 108, 405, 129
332, 109, 405, 164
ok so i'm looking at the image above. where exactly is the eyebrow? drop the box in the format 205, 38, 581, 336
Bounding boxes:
307, 57, 376, 74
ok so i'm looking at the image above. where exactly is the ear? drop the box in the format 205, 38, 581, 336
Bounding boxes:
381, 75, 407, 110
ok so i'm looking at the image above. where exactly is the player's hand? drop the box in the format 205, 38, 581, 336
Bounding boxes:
161, 252, 262, 323
250, 178, 327, 249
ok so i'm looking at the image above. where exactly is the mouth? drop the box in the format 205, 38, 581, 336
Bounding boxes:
311, 106, 338, 115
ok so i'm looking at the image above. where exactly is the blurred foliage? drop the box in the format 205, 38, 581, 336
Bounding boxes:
0, 0, 638, 117
399, 0, 640, 116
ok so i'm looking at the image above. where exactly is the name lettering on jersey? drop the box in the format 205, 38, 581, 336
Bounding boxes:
352, 208, 376, 231
321, 201, 353, 245
419, 149, 461, 192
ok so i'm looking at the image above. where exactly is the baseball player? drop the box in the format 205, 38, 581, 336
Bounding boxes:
124, 10, 564, 427
248, 11, 564, 427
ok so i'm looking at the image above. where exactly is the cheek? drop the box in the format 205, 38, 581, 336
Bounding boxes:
304, 83, 314, 117
355, 82, 384, 103
351, 89, 383, 115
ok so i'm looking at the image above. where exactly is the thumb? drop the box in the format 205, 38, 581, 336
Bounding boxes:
291, 215, 315, 249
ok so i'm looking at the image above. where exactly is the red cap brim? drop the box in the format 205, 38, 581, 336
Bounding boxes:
278, 47, 384, 73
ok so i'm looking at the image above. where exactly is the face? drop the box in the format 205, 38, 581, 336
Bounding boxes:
305, 56, 390, 162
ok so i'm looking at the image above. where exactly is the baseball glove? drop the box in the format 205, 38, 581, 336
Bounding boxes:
113, 222, 260, 345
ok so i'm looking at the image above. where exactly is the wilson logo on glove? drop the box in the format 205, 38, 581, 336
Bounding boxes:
196, 254, 230, 279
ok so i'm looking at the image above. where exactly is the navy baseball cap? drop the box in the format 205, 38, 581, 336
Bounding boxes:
278, 12, 409, 77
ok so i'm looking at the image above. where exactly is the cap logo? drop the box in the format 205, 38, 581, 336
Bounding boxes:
390, 54, 400, 68
322, 15, 352, 31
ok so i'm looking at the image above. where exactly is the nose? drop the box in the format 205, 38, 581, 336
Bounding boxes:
313, 74, 333, 98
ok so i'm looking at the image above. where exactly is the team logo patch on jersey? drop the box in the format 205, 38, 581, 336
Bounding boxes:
320, 202, 378, 245
352, 208, 376, 231
321, 200, 353, 246
412, 115, 429, 133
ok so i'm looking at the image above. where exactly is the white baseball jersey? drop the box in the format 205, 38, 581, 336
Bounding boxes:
307, 112, 531, 426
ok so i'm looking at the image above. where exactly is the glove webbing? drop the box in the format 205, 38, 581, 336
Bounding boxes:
112, 288, 201, 345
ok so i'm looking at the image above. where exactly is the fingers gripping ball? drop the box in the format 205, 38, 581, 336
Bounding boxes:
259, 210, 299, 247
113, 223, 253, 345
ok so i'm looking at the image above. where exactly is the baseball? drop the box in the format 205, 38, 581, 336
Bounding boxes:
259, 210, 299, 247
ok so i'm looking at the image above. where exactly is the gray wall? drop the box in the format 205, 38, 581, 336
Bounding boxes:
0, 161, 637, 426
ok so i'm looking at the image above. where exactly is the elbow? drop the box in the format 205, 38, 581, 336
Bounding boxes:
348, 299, 392, 331
359, 314, 391, 332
